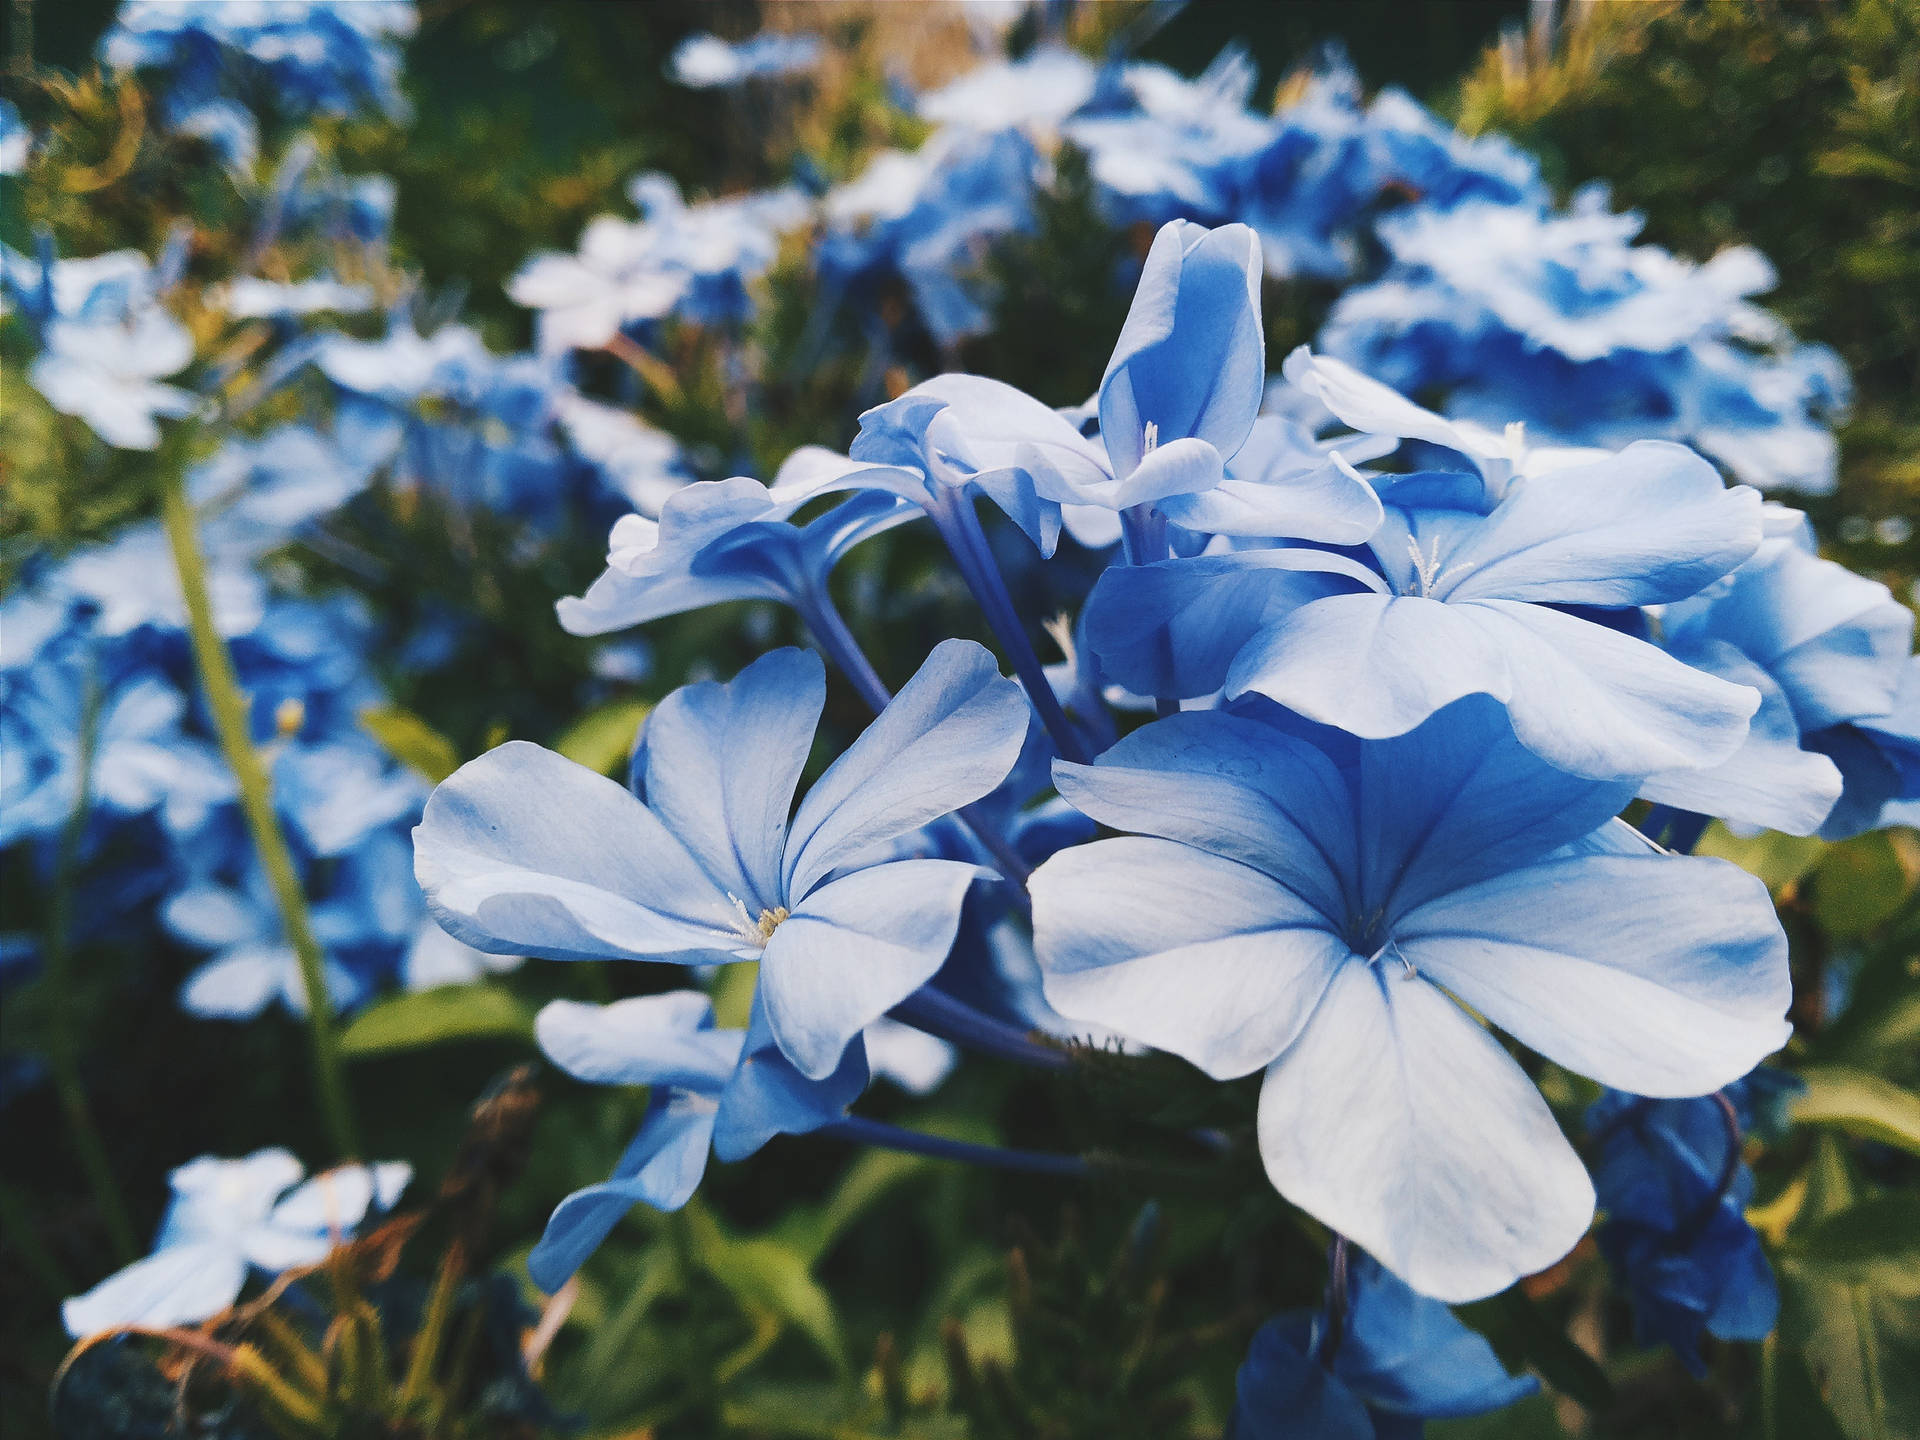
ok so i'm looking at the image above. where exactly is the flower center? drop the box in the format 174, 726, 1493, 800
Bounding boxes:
1142, 420, 1159, 455
725, 893, 789, 946
1401, 534, 1474, 599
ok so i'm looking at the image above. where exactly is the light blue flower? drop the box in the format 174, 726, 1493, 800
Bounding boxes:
668, 30, 822, 89
0, 659, 233, 848
0, 97, 32, 174
1030, 697, 1791, 1299
101, 1, 417, 125
526, 990, 866, 1289
1088, 355, 1768, 782
1642, 506, 1914, 835
1319, 190, 1849, 494
29, 309, 197, 450
1230, 1256, 1536, 1438
915, 44, 1098, 136
510, 177, 808, 350
165, 858, 368, 1020
556, 470, 914, 637
63, 1149, 409, 1337
415, 641, 1027, 1078
820, 128, 1039, 348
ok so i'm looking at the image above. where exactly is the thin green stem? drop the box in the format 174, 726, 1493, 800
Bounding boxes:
159, 473, 359, 1160
44, 661, 138, 1261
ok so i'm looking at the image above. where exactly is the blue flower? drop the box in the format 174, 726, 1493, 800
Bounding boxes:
1642, 506, 1914, 836
165, 855, 369, 1020
820, 128, 1040, 347
556, 470, 914, 637
667, 30, 822, 89
1088, 357, 1768, 782
1809, 657, 1920, 838
1587, 1076, 1797, 1375
101, 2, 417, 126
0, 97, 31, 174
915, 45, 1098, 136
510, 176, 808, 350
1030, 697, 1791, 1299
30, 309, 197, 450
63, 1149, 410, 1337
1319, 190, 1849, 494
1231, 1257, 1536, 1438
526, 989, 866, 1289
0, 656, 233, 848
415, 641, 1027, 1078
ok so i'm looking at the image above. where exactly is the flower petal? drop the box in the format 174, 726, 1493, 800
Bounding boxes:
762, 859, 982, 1080
1032, 837, 1348, 1080
1397, 852, 1791, 1097
712, 994, 868, 1162
414, 741, 737, 963
527, 1099, 717, 1291
535, 993, 743, 1091
782, 639, 1026, 899
1257, 962, 1595, 1303
63, 1243, 248, 1338
636, 647, 823, 910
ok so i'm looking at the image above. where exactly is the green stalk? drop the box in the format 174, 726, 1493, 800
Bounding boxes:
159, 473, 359, 1159
44, 661, 139, 1261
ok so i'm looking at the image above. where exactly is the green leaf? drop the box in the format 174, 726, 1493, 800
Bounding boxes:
1811, 834, 1912, 938
339, 983, 534, 1058
777, 1148, 931, 1265
359, 704, 461, 783
1791, 1068, 1920, 1156
1695, 823, 1826, 893
1779, 1245, 1920, 1440
554, 697, 651, 777
1786, 1196, 1920, 1282
1430, 1393, 1569, 1440
1757, 1333, 1848, 1440
699, 1235, 846, 1374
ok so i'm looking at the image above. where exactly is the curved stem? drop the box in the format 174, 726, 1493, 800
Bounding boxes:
1315, 1233, 1352, 1368
160, 472, 359, 1161
821, 1115, 1085, 1177
799, 583, 1033, 887
1673, 1091, 1744, 1248
44, 661, 138, 1263
891, 986, 1072, 1072
930, 491, 1088, 764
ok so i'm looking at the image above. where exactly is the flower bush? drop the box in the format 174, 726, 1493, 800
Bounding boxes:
3, 4, 1916, 1439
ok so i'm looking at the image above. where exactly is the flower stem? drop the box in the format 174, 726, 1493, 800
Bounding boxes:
891, 985, 1072, 1073
44, 660, 139, 1262
822, 1114, 1086, 1177
159, 472, 359, 1161
930, 491, 1088, 764
1315, 1233, 1352, 1368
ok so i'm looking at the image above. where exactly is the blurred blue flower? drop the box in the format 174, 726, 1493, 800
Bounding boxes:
63, 1149, 409, 1337
1587, 1073, 1800, 1375
668, 30, 822, 89
510, 177, 808, 351
1231, 1256, 1535, 1438
101, 1, 417, 129
416, 642, 1027, 1078
1320, 189, 1850, 493
1031, 697, 1791, 1300
0, 97, 32, 174
820, 128, 1039, 347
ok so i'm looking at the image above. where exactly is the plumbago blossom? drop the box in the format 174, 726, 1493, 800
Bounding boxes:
63, 1150, 409, 1337
419, 213, 1920, 1413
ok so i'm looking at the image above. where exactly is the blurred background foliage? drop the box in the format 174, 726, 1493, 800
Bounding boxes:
4, 3, 1918, 1440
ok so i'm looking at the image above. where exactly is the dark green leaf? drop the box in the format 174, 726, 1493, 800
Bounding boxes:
1792, 1068, 1920, 1156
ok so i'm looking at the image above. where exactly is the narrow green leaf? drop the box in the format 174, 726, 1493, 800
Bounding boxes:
1786, 1196, 1920, 1281
1758, 1333, 1848, 1440
359, 704, 461, 783
698, 1234, 846, 1374
339, 984, 533, 1058
554, 698, 652, 777
1792, 1068, 1920, 1156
